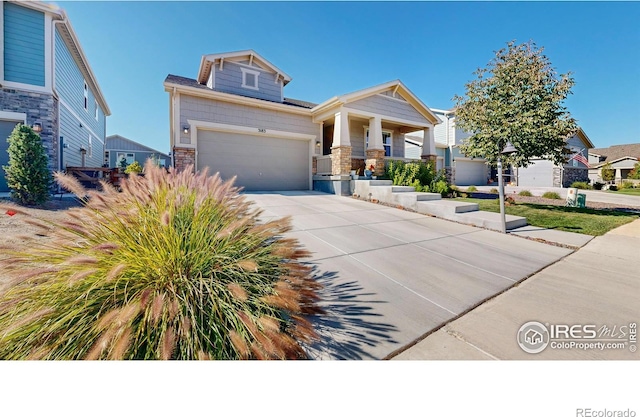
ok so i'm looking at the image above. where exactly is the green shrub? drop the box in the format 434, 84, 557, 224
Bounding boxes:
601, 162, 615, 183
518, 190, 533, 196
124, 160, 143, 174
0, 161, 322, 359
3, 124, 52, 206
489, 188, 498, 194
570, 181, 591, 190
628, 162, 640, 180
542, 191, 561, 199
620, 180, 636, 189
466, 185, 477, 192
385, 160, 451, 196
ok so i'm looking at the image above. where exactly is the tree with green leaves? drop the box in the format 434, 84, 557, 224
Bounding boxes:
601, 161, 615, 183
3, 124, 52, 205
628, 162, 640, 180
453, 40, 578, 168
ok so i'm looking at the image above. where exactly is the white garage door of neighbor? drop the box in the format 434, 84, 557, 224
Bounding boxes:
517, 160, 554, 187
454, 160, 487, 186
197, 130, 310, 191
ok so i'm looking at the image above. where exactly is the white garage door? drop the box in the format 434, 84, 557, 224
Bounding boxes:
454, 160, 487, 186
197, 130, 310, 191
517, 160, 554, 187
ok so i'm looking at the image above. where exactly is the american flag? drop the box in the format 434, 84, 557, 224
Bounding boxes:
569, 149, 590, 168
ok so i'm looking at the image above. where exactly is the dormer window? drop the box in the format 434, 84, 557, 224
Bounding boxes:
241, 68, 260, 91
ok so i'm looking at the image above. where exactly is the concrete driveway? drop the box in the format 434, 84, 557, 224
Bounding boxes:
244, 191, 573, 359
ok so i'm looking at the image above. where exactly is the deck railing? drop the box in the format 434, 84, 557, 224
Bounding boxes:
316, 155, 332, 175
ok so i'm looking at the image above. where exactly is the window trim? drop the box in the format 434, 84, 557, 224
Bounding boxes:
117, 152, 135, 165
241, 67, 260, 91
364, 127, 393, 157
88, 135, 93, 158
84, 81, 88, 111
94, 99, 98, 120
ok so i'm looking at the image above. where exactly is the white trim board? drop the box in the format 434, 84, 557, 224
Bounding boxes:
59, 99, 104, 143
0, 111, 27, 122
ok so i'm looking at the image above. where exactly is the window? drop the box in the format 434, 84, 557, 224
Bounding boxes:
84, 81, 88, 110
94, 100, 98, 120
365, 128, 393, 157
117, 152, 135, 166
241, 68, 260, 90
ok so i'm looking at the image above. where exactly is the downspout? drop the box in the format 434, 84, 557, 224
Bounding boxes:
52, 16, 66, 190
171, 87, 176, 168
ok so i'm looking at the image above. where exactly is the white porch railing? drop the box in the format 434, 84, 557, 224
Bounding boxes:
316, 155, 332, 175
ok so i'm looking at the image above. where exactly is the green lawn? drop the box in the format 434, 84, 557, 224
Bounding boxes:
608, 188, 640, 196
457, 198, 639, 236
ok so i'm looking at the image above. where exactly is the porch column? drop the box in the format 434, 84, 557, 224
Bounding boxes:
331, 111, 352, 175
366, 116, 385, 176
421, 126, 437, 165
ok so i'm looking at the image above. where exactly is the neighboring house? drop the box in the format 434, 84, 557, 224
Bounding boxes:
164, 50, 440, 193
404, 108, 486, 186
516, 128, 593, 188
105, 134, 170, 169
588, 143, 640, 184
0, 0, 110, 192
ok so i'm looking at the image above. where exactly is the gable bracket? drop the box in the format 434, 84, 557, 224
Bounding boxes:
274, 72, 280, 84
249, 54, 254, 66
392, 84, 399, 98
219, 58, 224, 71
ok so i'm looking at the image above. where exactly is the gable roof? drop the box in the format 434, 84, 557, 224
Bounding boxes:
197, 50, 292, 86
164, 74, 315, 109
575, 128, 594, 149
106, 135, 169, 156
17, 1, 111, 116
589, 143, 640, 163
312, 80, 440, 125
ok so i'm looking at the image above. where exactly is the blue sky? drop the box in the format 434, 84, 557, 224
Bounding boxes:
58, 1, 640, 153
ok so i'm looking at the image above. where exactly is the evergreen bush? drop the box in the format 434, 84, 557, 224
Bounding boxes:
3, 124, 52, 205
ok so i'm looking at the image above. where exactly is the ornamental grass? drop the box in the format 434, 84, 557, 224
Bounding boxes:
0, 161, 322, 359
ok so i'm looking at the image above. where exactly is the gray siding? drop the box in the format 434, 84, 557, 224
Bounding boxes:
345, 95, 428, 124
563, 134, 589, 168
178, 95, 317, 145
351, 120, 405, 158
213, 61, 282, 103
405, 142, 421, 159
433, 112, 448, 145
55, 28, 106, 143
60, 104, 102, 167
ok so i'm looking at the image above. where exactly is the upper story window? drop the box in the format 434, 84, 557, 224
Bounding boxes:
84, 81, 88, 111
241, 68, 260, 91
365, 128, 393, 157
94, 100, 98, 120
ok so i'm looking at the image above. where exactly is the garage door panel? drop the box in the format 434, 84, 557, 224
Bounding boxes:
517, 160, 554, 187
197, 131, 310, 191
455, 160, 487, 186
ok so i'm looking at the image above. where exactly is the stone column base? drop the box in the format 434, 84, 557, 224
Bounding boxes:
421, 154, 437, 165
173, 147, 196, 172
366, 149, 386, 176
331, 146, 352, 175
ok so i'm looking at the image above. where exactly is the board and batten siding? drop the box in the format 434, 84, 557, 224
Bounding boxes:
54, 28, 106, 142
345, 95, 427, 125
178, 95, 317, 145
3, 2, 45, 86
433, 112, 448, 145
213, 61, 282, 103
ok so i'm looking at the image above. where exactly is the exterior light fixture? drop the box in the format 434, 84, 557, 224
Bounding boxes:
315, 140, 321, 147
32, 123, 42, 133
183, 125, 190, 134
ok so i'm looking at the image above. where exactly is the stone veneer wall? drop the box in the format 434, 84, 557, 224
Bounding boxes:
1, 88, 59, 172
561, 167, 589, 188
173, 147, 195, 172
331, 146, 352, 175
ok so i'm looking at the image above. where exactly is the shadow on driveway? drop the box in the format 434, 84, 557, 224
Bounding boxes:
305, 267, 399, 360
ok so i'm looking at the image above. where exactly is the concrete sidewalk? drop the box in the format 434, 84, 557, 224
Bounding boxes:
392, 218, 640, 360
